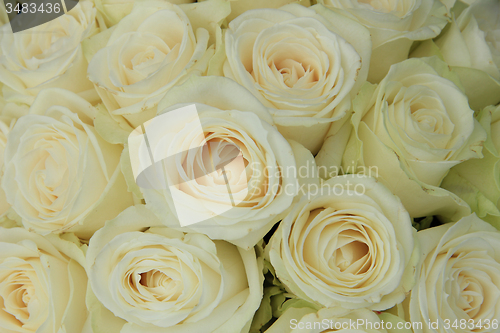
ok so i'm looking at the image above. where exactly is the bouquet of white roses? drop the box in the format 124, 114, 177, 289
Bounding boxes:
0, 0, 499, 332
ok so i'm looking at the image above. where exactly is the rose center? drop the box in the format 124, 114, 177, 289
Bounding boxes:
456, 274, 484, 318
196, 138, 248, 186
277, 59, 316, 88
131, 46, 167, 70
137, 269, 182, 302
332, 232, 371, 274
0, 271, 37, 324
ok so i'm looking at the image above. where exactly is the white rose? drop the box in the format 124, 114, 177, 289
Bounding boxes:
265, 306, 392, 333
1, 88, 134, 238
92, 0, 195, 28
136, 76, 318, 250
0, 1, 99, 105
318, 57, 486, 220
408, 214, 500, 333
411, 0, 500, 111
86, 0, 229, 130
222, 4, 371, 153
0, 227, 88, 333
86, 205, 263, 333
319, 0, 449, 82
268, 175, 419, 310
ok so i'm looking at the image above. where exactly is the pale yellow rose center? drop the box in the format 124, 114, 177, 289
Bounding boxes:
122, 250, 199, 308
180, 133, 261, 207
333, 234, 371, 274
137, 269, 183, 302
384, 85, 455, 152
119, 33, 179, 85
0, 259, 48, 331
269, 55, 319, 89
253, 34, 325, 91
455, 273, 484, 317
2, 272, 35, 322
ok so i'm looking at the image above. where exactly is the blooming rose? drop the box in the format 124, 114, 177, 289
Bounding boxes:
0, 1, 99, 106
92, 0, 194, 28
1, 88, 133, 238
408, 214, 500, 333
222, 4, 371, 153
86, 205, 263, 333
268, 175, 419, 310
136, 76, 318, 250
442, 104, 500, 230
265, 306, 397, 333
411, 0, 500, 110
0, 227, 88, 333
87, 0, 229, 130
317, 57, 486, 219
318, 0, 448, 83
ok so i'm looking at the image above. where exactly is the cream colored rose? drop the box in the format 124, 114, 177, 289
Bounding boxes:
268, 175, 419, 310
0, 227, 88, 333
318, 57, 486, 220
92, 0, 194, 28
0, 1, 99, 106
319, 0, 448, 82
1, 88, 133, 238
408, 214, 500, 333
86, 205, 263, 333
442, 104, 500, 230
136, 76, 318, 250
86, 0, 229, 130
266, 306, 392, 333
222, 4, 371, 153
411, 0, 500, 111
